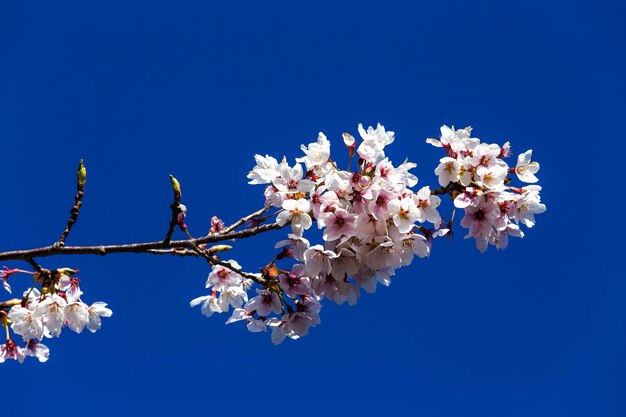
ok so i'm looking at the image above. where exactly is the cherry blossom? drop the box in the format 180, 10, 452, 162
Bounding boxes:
25, 340, 49, 363
86, 302, 113, 332
279, 265, 312, 298
426, 125, 545, 252
245, 290, 282, 316
143, 124, 551, 345
273, 163, 316, 194
277, 198, 313, 236
275, 234, 310, 262
190, 294, 223, 318
0, 268, 113, 363
434, 157, 462, 186
1, 267, 17, 293
1, 122, 546, 358
33, 294, 67, 338
9, 306, 44, 341
387, 197, 420, 233
206, 261, 243, 291
64, 301, 90, 333
515, 150, 540, 183
322, 209, 358, 241
303, 245, 338, 277
513, 186, 546, 228
0, 339, 25, 364
247, 154, 280, 185
296, 132, 332, 174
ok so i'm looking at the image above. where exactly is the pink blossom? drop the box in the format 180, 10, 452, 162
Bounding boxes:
245, 290, 282, 316
0, 339, 25, 364
322, 209, 357, 241
279, 265, 312, 298
25, 340, 49, 363
206, 261, 243, 291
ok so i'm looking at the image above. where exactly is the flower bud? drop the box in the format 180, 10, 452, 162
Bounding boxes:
170, 175, 182, 200
209, 245, 232, 253
210, 216, 225, 233
77, 160, 87, 187
343, 133, 356, 159
342, 133, 356, 148
56, 268, 79, 276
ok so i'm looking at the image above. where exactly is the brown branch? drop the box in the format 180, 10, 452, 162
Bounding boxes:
220, 207, 269, 234
0, 222, 284, 262
24, 258, 42, 272
431, 182, 465, 196
166, 227, 267, 285
55, 160, 87, 247
145, 248, 200, 257
177, 228, 267, 285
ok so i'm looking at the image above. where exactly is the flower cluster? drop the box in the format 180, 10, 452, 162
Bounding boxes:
194, 123, 458, 344
428, 126, 546, 252
0, 269, 112, 363
189, 260, 254, 318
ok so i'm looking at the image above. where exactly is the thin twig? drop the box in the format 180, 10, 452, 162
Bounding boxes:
145, 248, 200, 257
55, 160, 87, 247
181, 230, 266, 285
24, 258, 42, 272
220, 207, 269, 235
430, 182, 464, 196
163, 175, 183, 244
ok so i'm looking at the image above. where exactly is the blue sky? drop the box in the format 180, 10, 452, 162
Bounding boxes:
1, 1, 625, 416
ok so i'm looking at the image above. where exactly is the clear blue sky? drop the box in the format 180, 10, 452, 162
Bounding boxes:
1, 1, 625, 416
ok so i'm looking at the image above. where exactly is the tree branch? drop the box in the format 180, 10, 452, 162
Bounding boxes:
24, 258, 43, 272
0, 222, 284, 262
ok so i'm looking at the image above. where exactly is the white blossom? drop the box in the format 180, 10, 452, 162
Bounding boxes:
297, 132, 331, 171
25, 340, 49, 363
247, 154, 280, 185
434, 157, 462, 186
273, 163, 315, 194
513, 186, 546, 227
387, 197, 420, 233
303, 245, 338, 277
277, 198, 313, 236
190, 294, 223, 318
64, 301, 90, 333
218, 286, 249, 310
515, 150, 540, 183
8, 306, 44, 341
33, 294, 67, 338
86, 302, 113, 333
